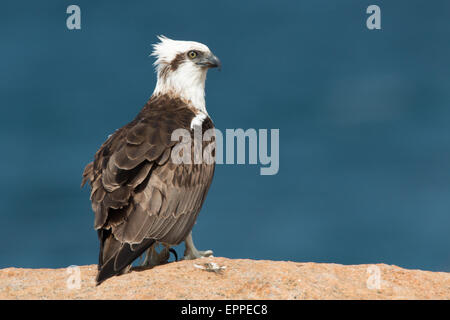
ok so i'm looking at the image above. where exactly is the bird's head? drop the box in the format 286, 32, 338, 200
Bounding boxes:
151, 36, 220, 112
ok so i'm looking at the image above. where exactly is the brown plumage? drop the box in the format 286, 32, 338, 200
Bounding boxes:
82, 94, 215, 284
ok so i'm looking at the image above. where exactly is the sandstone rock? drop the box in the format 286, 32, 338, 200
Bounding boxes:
0, 257, 449, 299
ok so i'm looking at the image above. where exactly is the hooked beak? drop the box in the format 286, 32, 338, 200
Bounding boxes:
197, 53, 221, 70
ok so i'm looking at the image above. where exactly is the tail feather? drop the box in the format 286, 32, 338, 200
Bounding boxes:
96, 235, 155, 285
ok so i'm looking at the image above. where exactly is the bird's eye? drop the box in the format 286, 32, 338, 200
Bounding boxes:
188, 50, 198, 59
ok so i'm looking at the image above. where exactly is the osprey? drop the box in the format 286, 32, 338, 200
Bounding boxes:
82, 36, 221, 284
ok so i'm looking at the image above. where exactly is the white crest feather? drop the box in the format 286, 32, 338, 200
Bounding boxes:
151, 35, 209, 68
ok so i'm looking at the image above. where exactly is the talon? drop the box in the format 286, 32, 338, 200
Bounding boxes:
169, 248, 178, 261
142, 243, 171, 267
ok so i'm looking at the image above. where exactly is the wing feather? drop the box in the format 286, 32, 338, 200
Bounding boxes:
82, 95, 215, 284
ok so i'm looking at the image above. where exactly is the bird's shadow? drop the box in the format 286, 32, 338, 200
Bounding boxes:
131, 259, 179, 273
131, 247, 180, 272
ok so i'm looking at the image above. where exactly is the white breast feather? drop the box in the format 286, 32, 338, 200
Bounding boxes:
190, 112, 207, 129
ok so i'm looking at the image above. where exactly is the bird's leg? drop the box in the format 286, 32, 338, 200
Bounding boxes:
142, 243, 171, 267
142, 243, 156, 266
157, 245, 171, 265
183, 231, 213, 260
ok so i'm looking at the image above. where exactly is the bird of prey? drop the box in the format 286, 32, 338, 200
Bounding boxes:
82, 36, 221, 285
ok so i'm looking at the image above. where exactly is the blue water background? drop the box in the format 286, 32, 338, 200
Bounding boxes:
0, 1, 449, 271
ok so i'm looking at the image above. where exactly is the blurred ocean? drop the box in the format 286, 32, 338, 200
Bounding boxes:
0, 0, 449, 271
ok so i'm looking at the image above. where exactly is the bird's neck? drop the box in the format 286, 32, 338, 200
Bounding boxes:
152, 68, 208, 113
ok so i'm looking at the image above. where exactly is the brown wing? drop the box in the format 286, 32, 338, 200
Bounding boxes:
82, 95, 215, 284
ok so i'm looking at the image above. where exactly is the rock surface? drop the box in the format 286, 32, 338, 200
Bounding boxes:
1, 257, 449, 299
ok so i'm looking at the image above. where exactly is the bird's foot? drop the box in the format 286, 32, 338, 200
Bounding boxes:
142, 243, 171, 267
183, 248, 214, 260
183, 231, 214, 260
